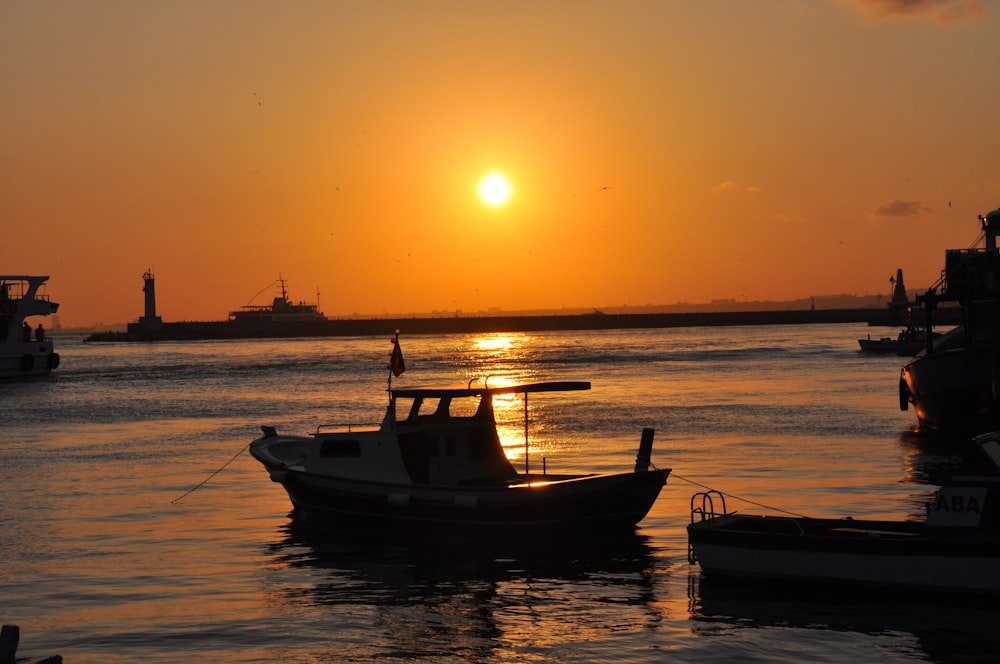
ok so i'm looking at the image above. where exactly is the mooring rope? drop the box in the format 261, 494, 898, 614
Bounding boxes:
171, 443, 250, 504
671, 472, 809, 518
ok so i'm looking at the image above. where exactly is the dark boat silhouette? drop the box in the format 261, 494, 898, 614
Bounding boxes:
900, 206, 1000, 432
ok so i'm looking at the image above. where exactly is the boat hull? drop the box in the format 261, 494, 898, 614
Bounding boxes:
857, 338, 925, 355
260, 463, 669, 531
688, 515, 1000, 593
0, 341, 59, 379
901, 348, 1000, 432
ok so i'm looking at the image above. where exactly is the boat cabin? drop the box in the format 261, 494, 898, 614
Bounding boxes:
0, 275, 58, 344
300, 381, 591, 487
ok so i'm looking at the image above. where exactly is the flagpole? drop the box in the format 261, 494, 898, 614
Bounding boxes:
387, 332, 395, 403
387, 330, 403, 405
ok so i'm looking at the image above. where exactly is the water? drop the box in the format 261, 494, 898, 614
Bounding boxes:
1, 324, 995, 663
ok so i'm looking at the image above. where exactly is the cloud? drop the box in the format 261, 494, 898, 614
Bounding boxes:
839, 0, 986, 23
711, 180, 760, 194
871, 199, 933, 217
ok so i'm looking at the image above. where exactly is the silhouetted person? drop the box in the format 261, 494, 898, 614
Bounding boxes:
22, 321, 31, 341
35, 324, 45, 342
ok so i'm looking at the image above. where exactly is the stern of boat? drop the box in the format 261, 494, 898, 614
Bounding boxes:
1, 339, 59, 378
688, 489, 731, 563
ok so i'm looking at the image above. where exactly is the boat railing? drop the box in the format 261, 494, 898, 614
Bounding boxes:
943, 248, 1000, 300
690, 490, 729, 523
314, 423, 378, 434
688, 490, 730, 564
1, 285, 52, 304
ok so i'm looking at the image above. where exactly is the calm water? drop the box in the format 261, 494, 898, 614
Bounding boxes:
1, 324, 995, 663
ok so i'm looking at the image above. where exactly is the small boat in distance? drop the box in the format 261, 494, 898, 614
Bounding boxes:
858, 322, 940, 356
0, 275, 60, 379
228, 276, 325, 323
687, 430, 1000, 594
249, 337, 670, 532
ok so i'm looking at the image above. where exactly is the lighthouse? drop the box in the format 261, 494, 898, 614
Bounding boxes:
138, 270, 163, 329
890, 268, 908, 307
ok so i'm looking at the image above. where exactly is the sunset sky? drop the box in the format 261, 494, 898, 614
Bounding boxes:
3, 0, 999, 328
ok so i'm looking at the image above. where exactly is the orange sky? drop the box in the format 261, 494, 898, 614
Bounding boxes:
3, 1, 999, 328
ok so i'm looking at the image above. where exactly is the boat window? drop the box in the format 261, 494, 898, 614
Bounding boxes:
449, 396, 481, 418
319, 439, 362, 458
395, 397, 431, 425
394, 394, 485, 424
407, 397, 442, 420
396, 397, 418, 423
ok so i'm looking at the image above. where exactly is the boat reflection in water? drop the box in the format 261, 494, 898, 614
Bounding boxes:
688, 574, 1000, 663
897, 428, 969, 490
261, 518, 668, 662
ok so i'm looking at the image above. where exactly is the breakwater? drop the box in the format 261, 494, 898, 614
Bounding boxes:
84, 307, 909, 342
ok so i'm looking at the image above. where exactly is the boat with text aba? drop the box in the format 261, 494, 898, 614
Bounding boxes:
900, 207, 1000, 432
0, 275, 60, 379
687, 430, 1000, 594
250, 336, 670, 532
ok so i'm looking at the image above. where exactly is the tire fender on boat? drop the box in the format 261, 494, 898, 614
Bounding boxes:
47, 352, 60, 369
899, 378, 909, 411
19, 354, 34, 372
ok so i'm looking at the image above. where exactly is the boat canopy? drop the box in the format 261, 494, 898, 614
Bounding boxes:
390, 381, 591, 400
0, 275, 51, 296
0, 275, 50, 281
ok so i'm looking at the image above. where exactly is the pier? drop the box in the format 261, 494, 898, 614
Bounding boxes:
85, 307, 914, 342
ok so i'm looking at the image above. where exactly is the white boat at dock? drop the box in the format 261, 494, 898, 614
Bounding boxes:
687, 430, 1000, 594
250, 338, 669, 532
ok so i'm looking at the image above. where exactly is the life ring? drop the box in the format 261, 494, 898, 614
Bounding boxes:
20, 353, 35, 372
898, 378, 909, 411
47, 352, 60, 369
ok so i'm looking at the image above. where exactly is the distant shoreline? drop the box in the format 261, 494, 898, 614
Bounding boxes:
82, 307, 949, 342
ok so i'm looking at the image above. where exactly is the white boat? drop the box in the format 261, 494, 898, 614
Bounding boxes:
0, 275, 60, 379
250, 344, 669, 532
686, 431, 1000, 594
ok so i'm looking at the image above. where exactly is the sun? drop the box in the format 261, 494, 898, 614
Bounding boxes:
478, 173, 512, 207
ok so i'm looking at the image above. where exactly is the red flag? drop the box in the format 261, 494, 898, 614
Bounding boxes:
388, 336, 405, 377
